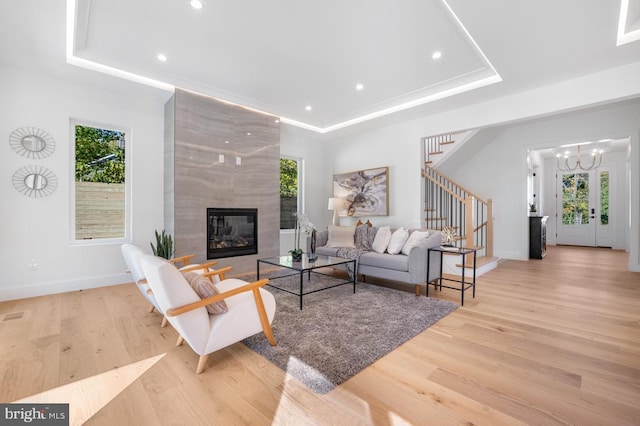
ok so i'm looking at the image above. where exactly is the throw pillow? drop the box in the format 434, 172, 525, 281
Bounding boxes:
327, 225, 356, 248
355, 224, 377, 250
401, 230, 430, 255
387, 227, 410, 255
371, 226, 392, 253
182, 272, 228, 315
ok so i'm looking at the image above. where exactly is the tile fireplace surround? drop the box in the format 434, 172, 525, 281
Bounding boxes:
164, 88, 280, 274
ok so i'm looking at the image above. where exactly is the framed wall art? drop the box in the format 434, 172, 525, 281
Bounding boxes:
333, 166, 388, 217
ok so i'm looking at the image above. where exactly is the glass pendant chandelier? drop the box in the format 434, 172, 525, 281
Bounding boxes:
556, 144, 604, 171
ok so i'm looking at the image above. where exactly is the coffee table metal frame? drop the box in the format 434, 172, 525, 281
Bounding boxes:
257, 254, 356, 310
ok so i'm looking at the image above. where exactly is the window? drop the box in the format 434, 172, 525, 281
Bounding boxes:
561, 172, 590, 225
600, 170, 609, 225
72, 122, 129, 242
280, 158, 300, 229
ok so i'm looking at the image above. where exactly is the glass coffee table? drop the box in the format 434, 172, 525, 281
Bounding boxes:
257, 254, 356, 309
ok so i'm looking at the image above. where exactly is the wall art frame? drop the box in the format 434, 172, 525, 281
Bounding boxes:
333, 166, 389, 217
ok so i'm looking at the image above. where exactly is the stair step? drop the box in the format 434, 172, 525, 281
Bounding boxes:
440, 140, 455, 145
456, 256, 498, 268
428, 151, 444, 155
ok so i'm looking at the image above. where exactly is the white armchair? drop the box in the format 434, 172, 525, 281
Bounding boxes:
120, 244, 226, 327
140, 254, 277, 374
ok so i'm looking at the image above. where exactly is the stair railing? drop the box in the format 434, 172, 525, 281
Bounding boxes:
422, 165, 493, 257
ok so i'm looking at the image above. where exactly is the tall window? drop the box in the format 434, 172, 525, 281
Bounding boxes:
73, 123, 128, 241
600, 171, 609, 225
280, 158, 300, 229
561, 173, 590, 225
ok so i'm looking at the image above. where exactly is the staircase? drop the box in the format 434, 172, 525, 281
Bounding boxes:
422, 133, 498, 277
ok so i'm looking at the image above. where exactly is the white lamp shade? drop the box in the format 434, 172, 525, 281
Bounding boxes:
328, 197, 346, 210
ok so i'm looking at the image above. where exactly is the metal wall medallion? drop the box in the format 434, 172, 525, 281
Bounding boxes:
9, 127, 56, 159
12, 165, 58, 198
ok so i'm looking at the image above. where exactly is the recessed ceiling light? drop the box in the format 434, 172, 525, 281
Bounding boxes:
246, 132, 251, 136
190, 0, 203, 9
274, 119, 280, 123
157, 53, 167, 62
432, 51, 442, 60
355, 83, 364, 91
224, 140, 230, 144
305, 105, 312, 111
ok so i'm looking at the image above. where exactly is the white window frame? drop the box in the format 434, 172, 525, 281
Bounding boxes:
69, 118, 132, 246
280, 155, 304, 232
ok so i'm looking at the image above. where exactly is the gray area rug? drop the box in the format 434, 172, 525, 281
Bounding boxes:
243, 271, 457, 394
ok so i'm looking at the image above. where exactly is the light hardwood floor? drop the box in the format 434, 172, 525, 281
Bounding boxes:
1, 246, 639, 425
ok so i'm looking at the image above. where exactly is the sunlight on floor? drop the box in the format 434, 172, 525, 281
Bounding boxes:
15, 353, 165, 425
269, 355, 413, 425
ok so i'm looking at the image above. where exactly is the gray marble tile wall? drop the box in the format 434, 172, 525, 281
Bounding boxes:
164, 89, 280, 274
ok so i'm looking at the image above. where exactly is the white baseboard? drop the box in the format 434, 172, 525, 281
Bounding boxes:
0, 273, 132, 302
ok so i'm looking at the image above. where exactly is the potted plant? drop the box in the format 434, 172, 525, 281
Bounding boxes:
151, 229, 174, 260
289, 213, 314, 262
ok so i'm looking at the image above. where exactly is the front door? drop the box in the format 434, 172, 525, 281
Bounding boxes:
556, 169, 611, 247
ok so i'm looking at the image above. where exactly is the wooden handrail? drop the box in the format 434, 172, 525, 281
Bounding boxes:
424, 165, 488, 204
423, 172, 465, 202
423, 150, 493, 259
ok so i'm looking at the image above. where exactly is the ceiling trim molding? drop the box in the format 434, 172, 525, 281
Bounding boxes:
65, 0, 502, 134
617, 0, 640, 46
66, 0, 175, 92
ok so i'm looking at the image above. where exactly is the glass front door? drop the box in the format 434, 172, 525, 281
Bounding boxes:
556, 169, 611, 247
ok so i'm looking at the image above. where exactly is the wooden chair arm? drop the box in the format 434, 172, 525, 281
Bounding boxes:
202, 266, 233, 280
179, 260, 219, 274
168, 254, 196, 266
166, 279, 269, 317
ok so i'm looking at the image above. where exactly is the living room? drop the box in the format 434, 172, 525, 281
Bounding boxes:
2, 1, 640, 424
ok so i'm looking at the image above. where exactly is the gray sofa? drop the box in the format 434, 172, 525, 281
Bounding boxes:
315, 227, 442, 295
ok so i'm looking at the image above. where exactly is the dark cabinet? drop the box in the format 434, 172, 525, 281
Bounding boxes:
529, 216, 548, 259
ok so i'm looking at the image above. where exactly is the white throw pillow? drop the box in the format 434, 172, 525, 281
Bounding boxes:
387, 227, 410, 255
327, 225, 356, 248
401, 230, 430, 255
372, 226, 392, 253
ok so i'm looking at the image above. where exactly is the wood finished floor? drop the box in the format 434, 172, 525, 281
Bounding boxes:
1, 245, 639, 425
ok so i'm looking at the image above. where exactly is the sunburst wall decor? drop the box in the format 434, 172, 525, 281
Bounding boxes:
9, 127, 56, 159
12, 165, 58, 198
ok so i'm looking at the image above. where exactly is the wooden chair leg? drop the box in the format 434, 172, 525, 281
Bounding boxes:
252, 289, 277, 346
161, 316, 168, 328
148, 304, 155, 313
176, 336, 184, 346
415, 284, 420, 297
196, 354, 209, 374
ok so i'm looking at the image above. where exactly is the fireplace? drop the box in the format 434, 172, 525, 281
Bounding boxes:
207, 208, 258, 259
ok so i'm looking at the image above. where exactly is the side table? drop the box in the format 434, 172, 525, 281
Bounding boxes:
426, 246, 477, 306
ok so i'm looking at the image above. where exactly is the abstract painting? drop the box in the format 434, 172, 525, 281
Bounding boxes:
333, 166, 388, 216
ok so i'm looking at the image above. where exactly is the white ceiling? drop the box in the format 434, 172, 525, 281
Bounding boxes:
2, 0, 640, 133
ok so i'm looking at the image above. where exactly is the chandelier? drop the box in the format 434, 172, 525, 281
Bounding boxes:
556, 144, 604, 171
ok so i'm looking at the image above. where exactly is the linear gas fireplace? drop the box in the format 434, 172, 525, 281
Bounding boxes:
207, 208, 258, 259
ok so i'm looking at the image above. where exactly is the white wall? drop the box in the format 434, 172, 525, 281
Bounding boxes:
447, 100, 640, 265
324, 120, 429, 230
0, 64, 169, 300
542, 150, 628, 250
322, 98, 640, 270
279, 124, 326, 251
